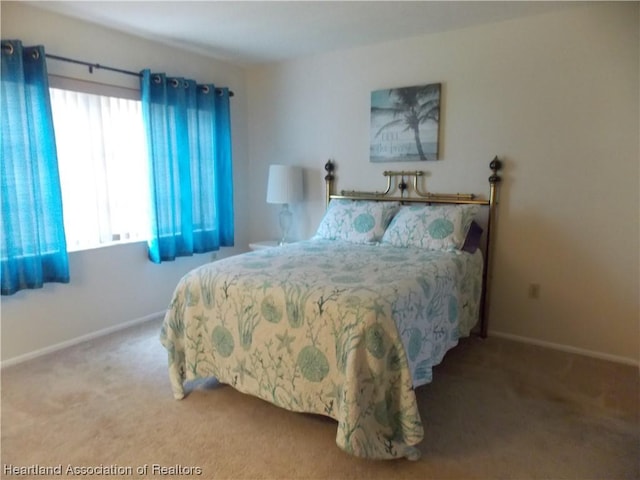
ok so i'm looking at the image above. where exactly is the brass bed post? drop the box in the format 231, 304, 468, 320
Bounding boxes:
324, 159, 335, 208
480, 157, 503, 338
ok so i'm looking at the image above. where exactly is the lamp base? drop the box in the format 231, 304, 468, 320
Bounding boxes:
278, 204, 292, 245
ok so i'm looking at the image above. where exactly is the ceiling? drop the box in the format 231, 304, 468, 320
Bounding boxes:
30, 1, 581, 66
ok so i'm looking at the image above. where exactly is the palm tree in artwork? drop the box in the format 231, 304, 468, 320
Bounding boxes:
372, 84, 440, 160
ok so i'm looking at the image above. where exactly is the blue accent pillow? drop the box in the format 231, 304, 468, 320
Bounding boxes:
461, 220, 483, 254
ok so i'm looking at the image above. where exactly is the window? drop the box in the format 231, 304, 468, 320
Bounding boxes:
49, 80, 151, 252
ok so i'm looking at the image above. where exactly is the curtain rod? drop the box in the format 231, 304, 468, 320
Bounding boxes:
45, 53, 235, 97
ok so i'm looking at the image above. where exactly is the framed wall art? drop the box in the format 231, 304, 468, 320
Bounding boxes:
369, 83, 441, 162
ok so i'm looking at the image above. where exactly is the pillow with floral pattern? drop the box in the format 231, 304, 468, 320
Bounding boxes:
381, 204, 480, 251
314, 199, 400, 244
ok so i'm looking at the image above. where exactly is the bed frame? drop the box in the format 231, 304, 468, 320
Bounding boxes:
322, 158, 502, 338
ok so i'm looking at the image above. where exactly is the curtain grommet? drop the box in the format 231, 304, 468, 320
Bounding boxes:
2, 42, 14, 56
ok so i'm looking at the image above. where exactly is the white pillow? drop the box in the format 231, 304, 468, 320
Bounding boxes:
381, 204, 480, 251
314, 199, 400, 244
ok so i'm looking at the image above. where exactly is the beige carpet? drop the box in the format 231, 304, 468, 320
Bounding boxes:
1, 318, 638, 479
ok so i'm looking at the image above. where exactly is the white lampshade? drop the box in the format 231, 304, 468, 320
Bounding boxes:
266, 165, 303, 204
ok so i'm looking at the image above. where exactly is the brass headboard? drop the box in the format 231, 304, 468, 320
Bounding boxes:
323, 158, 503, 338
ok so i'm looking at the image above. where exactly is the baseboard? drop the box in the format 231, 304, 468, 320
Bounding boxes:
1, 311, 165, 369
490, 330, 640, 369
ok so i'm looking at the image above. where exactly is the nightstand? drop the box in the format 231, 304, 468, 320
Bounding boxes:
248, 240, 280, 251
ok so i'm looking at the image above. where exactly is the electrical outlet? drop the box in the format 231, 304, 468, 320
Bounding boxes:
528, 283, 540, 299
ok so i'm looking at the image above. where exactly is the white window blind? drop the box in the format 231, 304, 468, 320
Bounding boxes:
49, 86, 151, 252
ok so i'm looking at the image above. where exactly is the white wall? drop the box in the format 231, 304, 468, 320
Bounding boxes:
0, 2, 250, 363
246, 3, 639, 364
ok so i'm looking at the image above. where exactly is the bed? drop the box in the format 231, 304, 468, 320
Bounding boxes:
160, 159, 502, 460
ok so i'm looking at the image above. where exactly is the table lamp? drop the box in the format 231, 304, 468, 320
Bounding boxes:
266, 164, 303, 245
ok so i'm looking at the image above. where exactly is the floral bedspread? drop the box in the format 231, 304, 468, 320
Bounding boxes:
160, 239, 483, 460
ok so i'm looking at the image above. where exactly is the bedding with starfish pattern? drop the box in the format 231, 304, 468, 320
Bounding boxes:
160, 239, 482, 460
